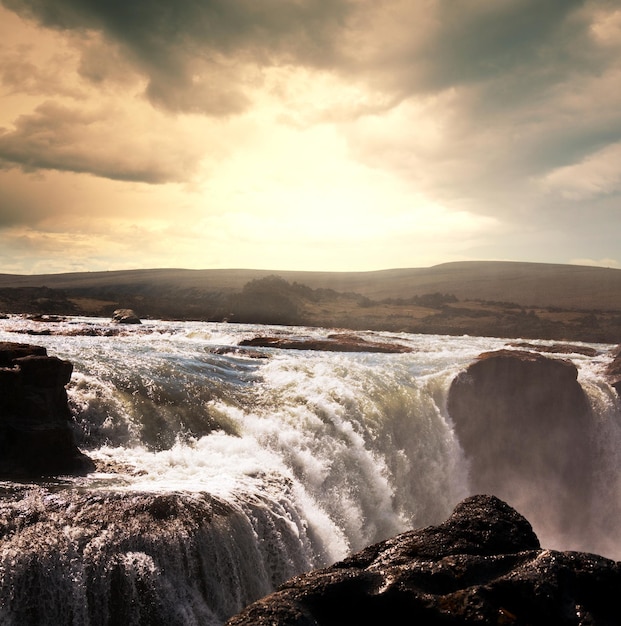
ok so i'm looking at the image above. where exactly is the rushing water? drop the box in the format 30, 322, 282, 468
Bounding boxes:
0, 316, 619, 625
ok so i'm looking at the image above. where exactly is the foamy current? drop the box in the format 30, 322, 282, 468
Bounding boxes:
0, 315, 619, 625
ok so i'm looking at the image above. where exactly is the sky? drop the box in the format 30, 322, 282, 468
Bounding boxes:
0, 0, 620, 275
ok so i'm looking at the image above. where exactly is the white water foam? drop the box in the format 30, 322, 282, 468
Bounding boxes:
1, 316, 620, 624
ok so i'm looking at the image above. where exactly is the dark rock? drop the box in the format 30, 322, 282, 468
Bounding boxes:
16, 354, 73, 388
239, 334, 413, 353
112, 308, 142, 324
605, 345, 621, 396
0, 342, 94, 476
447, 350, 594, 547
226, 495, 621, 626
0, 341, 47, 365
508, 341, 598, 357
28, 314, 67, 323
211, 346, 270, 359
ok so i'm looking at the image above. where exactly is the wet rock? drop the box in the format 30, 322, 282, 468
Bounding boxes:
0, 341, 94, 476
0, 341, 47, 365
605, 345, 621, 396
508, 341, 598, 357
239, 334, 413, 353
112, 308, 142, 324
447, 349, 594, 546
27, 314, 67, 323
211, 346, 270, 359
0, 488, 304, 625
226, 495, 621, 626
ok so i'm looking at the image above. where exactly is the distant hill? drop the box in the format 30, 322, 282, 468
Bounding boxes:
1, 261, 621, 308
1, 262, 621, 342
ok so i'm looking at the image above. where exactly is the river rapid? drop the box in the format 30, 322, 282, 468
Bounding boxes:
0, 316, 619, 625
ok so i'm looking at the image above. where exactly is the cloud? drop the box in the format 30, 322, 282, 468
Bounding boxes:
0, 175, 51, 228
338, 1, 621, 227
0, 101, 208, 183
2, 0, 352, 115
2, 1, 617, 117
0, 165, 202, 230
345, 0, 589, 96
539, 141, 621, 200
1, 0, 620, 273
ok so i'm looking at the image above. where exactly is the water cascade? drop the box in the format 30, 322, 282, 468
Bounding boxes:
0, 316, 619, 624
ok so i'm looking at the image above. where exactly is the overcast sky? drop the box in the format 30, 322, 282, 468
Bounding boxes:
0, 0, 620, 274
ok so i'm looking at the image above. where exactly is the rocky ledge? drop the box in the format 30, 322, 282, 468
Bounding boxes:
605, 344, 621, 396
239, 333, 413, 353
226, 494, 621, 625
0, 341, 94, 477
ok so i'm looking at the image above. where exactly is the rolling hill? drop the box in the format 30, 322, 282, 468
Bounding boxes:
1, 261, 620, 342
1, 261, 621, 308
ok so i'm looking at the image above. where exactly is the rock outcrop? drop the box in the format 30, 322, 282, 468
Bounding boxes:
605, 345, 621, 396
508, 341, 598, 357
447, 349, 594, 547
112, 308, 142, 324
0, 341, 94, 476
226, 495, 621, 625
239, 333, 413, 353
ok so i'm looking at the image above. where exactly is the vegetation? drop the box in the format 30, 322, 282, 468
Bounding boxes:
1, 263, 621, 343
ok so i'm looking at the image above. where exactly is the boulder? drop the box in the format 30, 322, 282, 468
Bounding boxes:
0, 341, 94, 476
226, 495, 621, 625
447, 349, 594, 546
112, 308, 142, 324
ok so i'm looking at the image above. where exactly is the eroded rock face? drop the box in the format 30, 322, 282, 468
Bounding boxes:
447, 349, 594, 547
0, 341, 94, 476
226, 495, 620, 626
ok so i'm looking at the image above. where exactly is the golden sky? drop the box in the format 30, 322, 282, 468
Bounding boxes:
1, 0, 620, 274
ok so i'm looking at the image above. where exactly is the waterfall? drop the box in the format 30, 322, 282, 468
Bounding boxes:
0, 316, 619, 625
0, 487, 322, 625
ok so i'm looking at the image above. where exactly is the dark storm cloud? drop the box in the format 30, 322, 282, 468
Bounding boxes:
417, 0, 588, 91
1, 0, 619, 222
337, 0, 621, 225
422, 0, 621, 175
1, 0, 351, 114
1, 0, 612, 123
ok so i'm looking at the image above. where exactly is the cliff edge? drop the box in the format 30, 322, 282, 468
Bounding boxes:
226, 494, 620, 625
0, 341, 94, 476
